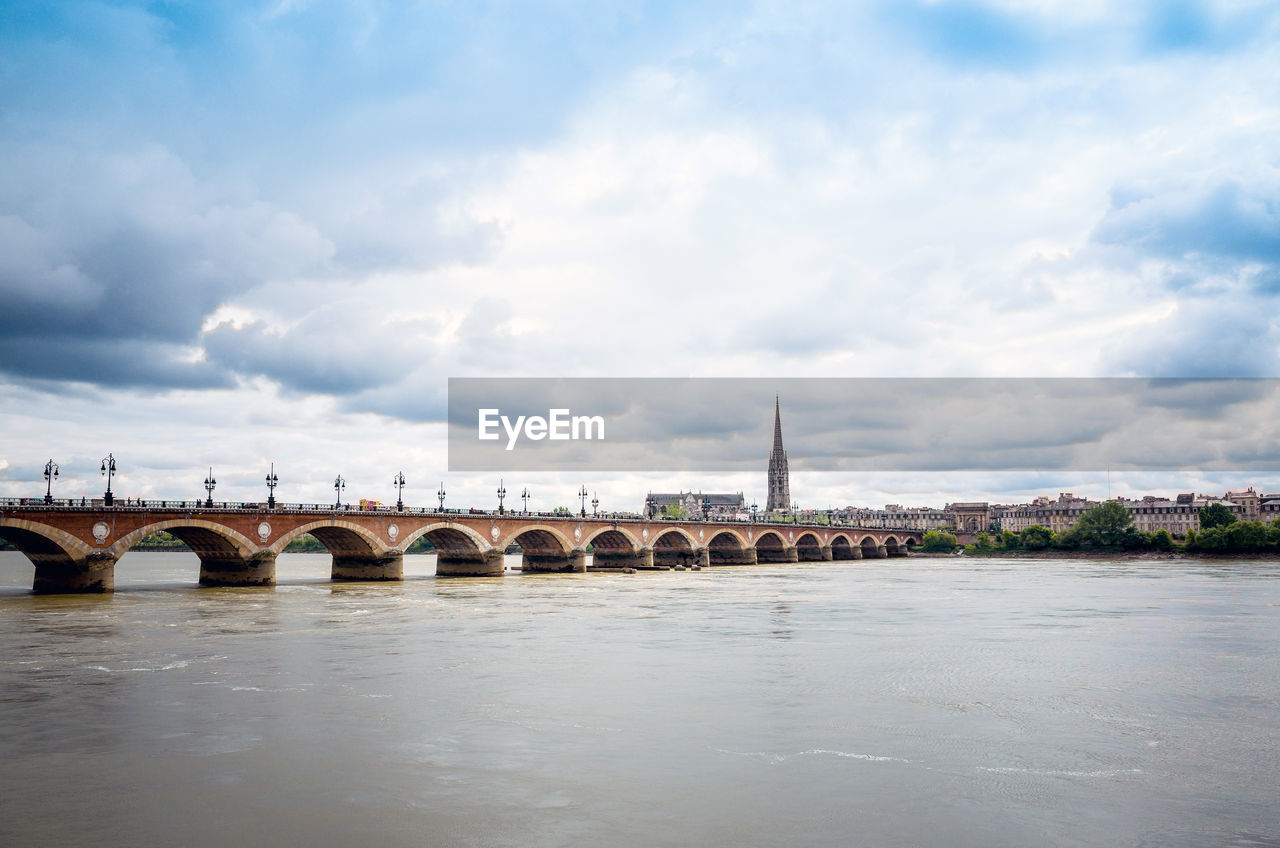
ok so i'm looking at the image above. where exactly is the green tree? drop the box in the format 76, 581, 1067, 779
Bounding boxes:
1194, 526, 1229, 552
999, 529, 1019, 549
974, 531, 992, 550
921, 530, 958, 552
1269, 518, 1280, 547
1227, 521, 1269, 551
1198, 502, 1238, 530
1072, 501, 1134, 547
1053, 528, 1081, 550
660, 503, 687, 520
1149, 528, 1174, 551
1020, 525, 1053, 550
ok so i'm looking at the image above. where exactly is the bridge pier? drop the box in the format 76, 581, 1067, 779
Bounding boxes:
332, 553, 404, 581
522, 550, 587, 574
652, 547, 700, 568
695, 548, 710, 568
591, 549, 649, 569
848, 547, 863, 560
819, 544, 834, 561
873, 545, 889, 559
887, 546, 909, 558
705, 546, 757, 566
199, 552, 276, 587
33, 553, 116, 594
436, 549, 505, 577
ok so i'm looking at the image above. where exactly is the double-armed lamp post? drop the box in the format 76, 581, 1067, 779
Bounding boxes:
437, 482, 446, 512
265, 463, 278, 509
334, 475, 346, 508
43, 459, 59, 504
394, 471, 406, 511
579, 485, 588, 518
521, 487, 530, 514
203, 467, 216, 508
497, 479, 507, 515
100, 454, 117, 506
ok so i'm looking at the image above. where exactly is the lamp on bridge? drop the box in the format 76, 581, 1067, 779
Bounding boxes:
591, 492, 599, 517
43, 459, 59, 505
100, 454, 117, 507
334, 474, 346, 508
394, 471, 406, 512
578, 485, 588, 518
265, 463, 278, 509
703, 495, 712, 521
203, 467, 216, 508
497, 479, 506, 515
437, 482, 446, 513
750, 501, 758, 523
521, 487, 530, 514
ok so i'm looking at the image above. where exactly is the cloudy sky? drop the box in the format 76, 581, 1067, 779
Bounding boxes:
2, 0, 1278, 511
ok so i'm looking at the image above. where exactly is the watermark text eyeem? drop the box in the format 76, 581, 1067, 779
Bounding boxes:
478, 408, 606, 450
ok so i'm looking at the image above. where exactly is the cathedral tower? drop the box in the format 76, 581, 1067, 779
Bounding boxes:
766, 396, 790, 512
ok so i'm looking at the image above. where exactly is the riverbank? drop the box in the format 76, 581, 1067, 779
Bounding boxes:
914, 548, 1280, 560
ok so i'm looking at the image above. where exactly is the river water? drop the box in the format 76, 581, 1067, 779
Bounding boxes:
1, 551, 1277, 847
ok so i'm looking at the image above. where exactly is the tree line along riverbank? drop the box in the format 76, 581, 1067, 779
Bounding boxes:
922, 502, 1280, 557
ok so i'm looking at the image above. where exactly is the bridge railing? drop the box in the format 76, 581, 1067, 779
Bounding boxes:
0, 497, 927, 533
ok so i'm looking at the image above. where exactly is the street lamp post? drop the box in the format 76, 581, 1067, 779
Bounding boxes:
265, 463, 278, 509
100, 454, 117, 506
750, 501, 758, 523
703, 496, 712, 521
592, 492, 599, 517
579, 485, 588, 518
394, 472, 406, 512
334, 474, 346, 508
203, 467, 216, 508
497, 479, 506, 515
43, 459, 59, 504
437, 482, 446, 513
521, 487, 530, 514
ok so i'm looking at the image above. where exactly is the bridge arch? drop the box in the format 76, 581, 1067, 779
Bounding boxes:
112, 519, 258, 561
497, 524, 574, 555
582, 526, 641, 552
884, 535, 905, 557
859, 535, 882, 557
0, 518, 92, 566
754, 529, 791, 564
394, 522, 490, 556
651, 527, 698, 567
830, 533, 856, 560
269, 520, 390, 558
795, 532, 824, 562
707, 529, 755, 566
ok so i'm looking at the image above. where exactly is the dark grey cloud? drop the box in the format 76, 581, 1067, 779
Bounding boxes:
0, 142, 332, 388
448, 378, 1280, 472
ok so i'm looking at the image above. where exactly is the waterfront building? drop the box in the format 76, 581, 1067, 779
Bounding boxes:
1261, 494, 1280, 521
1224, 487, 1262, 521
643, 491, 746, 519
766, 397, 790, 512
946, 502, 992, 533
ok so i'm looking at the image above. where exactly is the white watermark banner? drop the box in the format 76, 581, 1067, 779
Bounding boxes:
447, 377, 1280, 472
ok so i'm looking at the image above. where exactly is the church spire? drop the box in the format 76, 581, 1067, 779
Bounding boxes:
767, 396, 790, 512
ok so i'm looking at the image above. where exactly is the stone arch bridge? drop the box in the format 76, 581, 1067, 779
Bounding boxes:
0, 503, 922, 594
